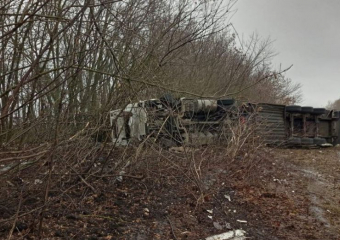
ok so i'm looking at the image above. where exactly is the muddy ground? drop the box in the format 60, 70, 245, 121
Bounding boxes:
1, 146, 340, 240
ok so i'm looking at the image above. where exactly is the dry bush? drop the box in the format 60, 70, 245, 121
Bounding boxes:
0, 0, 301, 238
0, 103, 266, 238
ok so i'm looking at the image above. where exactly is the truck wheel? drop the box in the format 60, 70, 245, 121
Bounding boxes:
313, 137, 327, 145
217, 99, 235, 106
313, 108, 326, 115
301, 138, 314, 145
286, 105, 301, 113
287, 137, 301, 145
301, 106, 314, 114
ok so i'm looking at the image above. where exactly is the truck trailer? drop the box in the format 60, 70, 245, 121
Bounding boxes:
110, 96, 340, 147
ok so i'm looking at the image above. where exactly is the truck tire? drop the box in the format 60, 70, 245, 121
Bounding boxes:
301, 137, 314, 145
313, 137, 327, 145
288, 137, 301, 145
217, 99, 235, 106
313, 108, 326, 115
160, 94, 178, 108
301, 106, 314, 114
286, 105, 301, 113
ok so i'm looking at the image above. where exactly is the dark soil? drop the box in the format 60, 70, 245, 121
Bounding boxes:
1, 146, 340, 239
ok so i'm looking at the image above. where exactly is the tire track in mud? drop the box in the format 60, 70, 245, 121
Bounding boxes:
300, 168, 331, 228
283, 148, 340, 237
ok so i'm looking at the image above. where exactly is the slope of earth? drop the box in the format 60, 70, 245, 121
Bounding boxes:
1, 146, 340, 239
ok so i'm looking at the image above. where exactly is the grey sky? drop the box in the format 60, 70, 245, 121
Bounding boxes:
231, 0, 340, 107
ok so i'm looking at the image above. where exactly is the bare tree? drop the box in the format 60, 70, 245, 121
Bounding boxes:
326, 98, 340, 110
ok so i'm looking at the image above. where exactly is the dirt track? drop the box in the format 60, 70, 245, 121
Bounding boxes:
269, 147, 340, 239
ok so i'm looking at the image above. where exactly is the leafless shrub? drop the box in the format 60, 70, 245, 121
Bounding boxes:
0, 0, 302, 238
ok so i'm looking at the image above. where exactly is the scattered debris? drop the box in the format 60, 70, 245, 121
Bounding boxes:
34, 179, 43, 184
143, 208, 150, 217
206, 230, 246, 240
236, 220, 247, 224
116, 171, 126, 182
224, 195, 231, 202
213, 222, 224, 230
273, 178, 281, 183
169, 146, 185, 153
206, 209, 213, 214
212, 221, 233, 231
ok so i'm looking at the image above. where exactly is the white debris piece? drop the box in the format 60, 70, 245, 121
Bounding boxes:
143, 208, 150, 216
34, 179, 43, 184
169, 146, 185, 152
236, 220, 247, 223
206, 209, 213, 214
224, 195, 231, 202
273, 178, 281, 184
208, 215, 213, 219
206, 230, 246, 240
116, 171, 125, 182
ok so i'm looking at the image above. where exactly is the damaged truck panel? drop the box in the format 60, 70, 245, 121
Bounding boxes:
256, 104, 287, 145
110, 103, 148, 145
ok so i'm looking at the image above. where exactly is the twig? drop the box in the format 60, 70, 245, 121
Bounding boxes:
7, 189, 23, 240
0, 144, 49, 155
37, 150, 54, 237
166, 216, 178, 240
95, 174, 144, 180
80, 214, 115, 221
68, 122, 90, 140
0, 150, 48, 163
70, 166, 97, 193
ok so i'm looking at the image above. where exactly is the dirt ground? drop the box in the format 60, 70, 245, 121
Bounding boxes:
268, 147, 340, 239
1, 145, 340, 240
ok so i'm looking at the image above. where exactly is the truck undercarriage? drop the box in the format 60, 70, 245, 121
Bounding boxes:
110, 97, 340, 147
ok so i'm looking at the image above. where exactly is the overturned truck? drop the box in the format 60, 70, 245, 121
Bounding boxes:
110, 96, 340, 147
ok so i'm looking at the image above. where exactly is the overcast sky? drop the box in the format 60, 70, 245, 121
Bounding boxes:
231, 0, 340, 107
